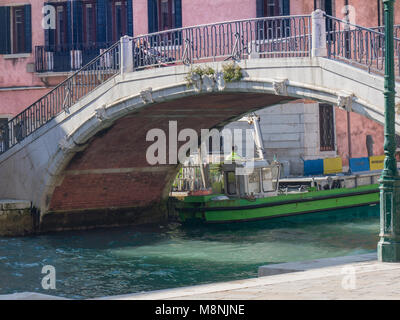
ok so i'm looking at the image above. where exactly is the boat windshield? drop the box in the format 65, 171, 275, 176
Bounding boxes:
262, 166, 279, 192
248, 169, 261, 194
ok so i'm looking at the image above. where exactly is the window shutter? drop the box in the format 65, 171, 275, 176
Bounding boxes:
174, 0, 182, 28
74, 1, 83, 46
148, 0, 158, 33
127, 0, 133, 36
282, 0, 291, 37
68, 0, 83, 47
97, 0, 106, 43
24, 4, 32, 53
256, 0, 264, 17
0, 6, 11, 54
325, 0, 332, 16
283, 0, 290, 15
67, 1, 72, 45
44, 2, 55, 49
106, 1, 112, 42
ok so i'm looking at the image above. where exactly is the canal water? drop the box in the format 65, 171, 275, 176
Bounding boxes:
0, 207, 379, 299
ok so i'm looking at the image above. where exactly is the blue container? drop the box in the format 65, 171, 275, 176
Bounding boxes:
304, 159, 324, 176
349, 157, 370, 172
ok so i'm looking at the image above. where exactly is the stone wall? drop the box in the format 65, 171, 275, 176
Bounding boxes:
224, 100, 337, 176
0, 200, 35, 236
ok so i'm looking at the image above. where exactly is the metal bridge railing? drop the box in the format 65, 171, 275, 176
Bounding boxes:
131, 15, 312, 69
325, 15, 400, 77
0, 42, 120, 154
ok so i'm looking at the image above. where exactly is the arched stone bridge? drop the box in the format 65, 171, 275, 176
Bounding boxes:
1, 11, 400, 232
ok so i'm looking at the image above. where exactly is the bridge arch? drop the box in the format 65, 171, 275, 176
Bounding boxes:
0, 57, 399, 232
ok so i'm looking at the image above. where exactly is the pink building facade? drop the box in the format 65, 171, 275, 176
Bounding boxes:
0, 0, 395, 166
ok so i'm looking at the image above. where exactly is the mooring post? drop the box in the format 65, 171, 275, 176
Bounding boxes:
378, 0, 400, 262
311, 9, 327, 58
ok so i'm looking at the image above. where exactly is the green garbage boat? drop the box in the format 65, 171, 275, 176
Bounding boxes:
173, 159, 380, 224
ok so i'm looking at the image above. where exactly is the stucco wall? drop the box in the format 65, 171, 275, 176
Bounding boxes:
0, 88, 51, 116
335, 108, 385, 167
0, 0, 46, 117
334, 0, 400, 26
0, 0, 44, 87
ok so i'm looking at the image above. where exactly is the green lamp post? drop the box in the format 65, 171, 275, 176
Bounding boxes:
378, 0, 400, 262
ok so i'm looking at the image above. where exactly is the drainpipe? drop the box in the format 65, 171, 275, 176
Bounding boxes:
347, 109, 352, 167
378, 0, 382, 26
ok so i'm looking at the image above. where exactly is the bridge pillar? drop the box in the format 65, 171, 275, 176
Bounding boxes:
378, 0, 400, 262
311, 10, 327, 58
120, 35, 133, 75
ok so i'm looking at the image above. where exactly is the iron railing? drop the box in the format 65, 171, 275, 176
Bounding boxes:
370, 25, 400, 38
0, 42, 120, 154
35, 42, 115, 73
132, 15, 312, 69
325, 15, 400, 77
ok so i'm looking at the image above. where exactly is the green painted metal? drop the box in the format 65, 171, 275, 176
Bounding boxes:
178, 184, 379, 223
378, 0, 400, 262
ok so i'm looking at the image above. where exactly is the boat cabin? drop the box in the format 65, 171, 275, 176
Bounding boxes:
221, 160, 281, 199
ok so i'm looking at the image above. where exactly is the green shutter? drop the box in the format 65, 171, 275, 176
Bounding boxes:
0, 6, 11, 54
127, 0, 133, 36
256, 0, 264, 17
44, 2, 55, 49
148, 0, 158, 33
24, 4, 32, 53
325, 0, 332, 16
97, 0, 107, 43
283, 0, 290, 15
174, 0, 182, 28
74, 1, 83, 46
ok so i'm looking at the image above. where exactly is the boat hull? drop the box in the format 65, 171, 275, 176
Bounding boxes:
177, 184, 380, 223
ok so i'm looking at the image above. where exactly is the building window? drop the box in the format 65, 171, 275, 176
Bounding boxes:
112, 0, 128, 42
264, 0, 283, 16
54, 3, 68, 47
158, 0, 175, 31
0, 5, 31, 54
148, 0, 182, 33
83, 1, 97, 45
314, 0, 333, 16
256, 0, 290, 39
257, 0, 290, 17
12, 7, 26, 54
319, 104, 335, 151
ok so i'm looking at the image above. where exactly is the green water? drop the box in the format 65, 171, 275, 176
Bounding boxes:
0, 209, 379, 299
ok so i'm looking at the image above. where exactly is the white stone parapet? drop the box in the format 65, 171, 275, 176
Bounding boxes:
120, 36, 134, 75
312, 9, 328, 58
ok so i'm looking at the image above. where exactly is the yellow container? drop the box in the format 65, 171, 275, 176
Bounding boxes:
323, 157, 343, 174
369, 155, 385, 171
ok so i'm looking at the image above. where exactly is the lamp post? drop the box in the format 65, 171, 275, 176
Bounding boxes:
378, 0, 400, 262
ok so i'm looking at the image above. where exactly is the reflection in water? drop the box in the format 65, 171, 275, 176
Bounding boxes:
0, 212, 379, 299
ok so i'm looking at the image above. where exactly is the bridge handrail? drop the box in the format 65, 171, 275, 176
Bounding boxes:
0, 41, 121, 154
324, 14, 400, 76
131, 14, 312, 69
136, 14, 312, 38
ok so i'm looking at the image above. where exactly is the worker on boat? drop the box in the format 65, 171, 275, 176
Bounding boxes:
225, 146, 242, 162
